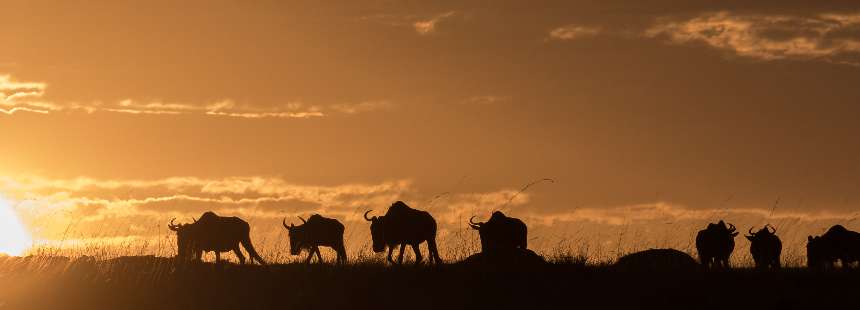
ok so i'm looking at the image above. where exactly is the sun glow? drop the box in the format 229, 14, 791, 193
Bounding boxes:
0, 195, 32, 256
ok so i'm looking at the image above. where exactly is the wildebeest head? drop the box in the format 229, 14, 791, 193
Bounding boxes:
468, 211, 508, 231
745, 224, 776, 242
709, 220, 738, 237
364, 210, 386, 253
283, 216, 308, 256
468, 216, 485, 230
168, 218, 199, 260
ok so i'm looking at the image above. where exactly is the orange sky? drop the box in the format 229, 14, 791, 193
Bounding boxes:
2, 0, 860, 263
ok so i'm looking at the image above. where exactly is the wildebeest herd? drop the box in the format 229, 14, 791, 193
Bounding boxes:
167, 201, 860, 269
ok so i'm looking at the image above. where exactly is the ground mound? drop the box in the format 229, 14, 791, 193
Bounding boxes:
459, 248, 547, 268
613, 248, 699, 272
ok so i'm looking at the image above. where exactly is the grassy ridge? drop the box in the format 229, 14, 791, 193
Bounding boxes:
2, 255, 860, 309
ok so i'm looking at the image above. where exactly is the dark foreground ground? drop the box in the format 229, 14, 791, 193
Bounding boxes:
1, 256, 859, 310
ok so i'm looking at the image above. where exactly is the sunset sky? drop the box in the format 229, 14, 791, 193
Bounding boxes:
2, 1, 860, 262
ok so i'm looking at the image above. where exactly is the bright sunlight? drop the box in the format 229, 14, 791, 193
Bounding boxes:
0, 195, 32, 256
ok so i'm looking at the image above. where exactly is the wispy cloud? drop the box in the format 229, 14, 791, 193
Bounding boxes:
0, 107, 50, 115
0, 74, 57, 114
646, 12, 860, 65
203, 99, 325, 119
330, 100, 392, 114
548, 25, 602, 41
0, 75, 45, 100
461, 95, 511, 105
413, 11, 458, 35
0, 74, 388, 118
1, 175, 416, 224
362, 11, 459, 35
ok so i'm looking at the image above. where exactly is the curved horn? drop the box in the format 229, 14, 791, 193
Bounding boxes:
168, 218, 179, 231
766, 224, 776, 234
469, 216, 482, 229
364, 210, 374, 221
283, 217, 290, 229
749, 227, 755, 235
298, 216, 306, 224
727, 223, 736, 232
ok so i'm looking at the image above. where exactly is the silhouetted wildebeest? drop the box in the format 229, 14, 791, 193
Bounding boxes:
283, 214, 347, 264
469, 211, 527, 253
364, 201, 442, 264
807, 225, 860, 269
695, 220, 738, 269
168, 211, 266, 265
613, 249, 698, 272
746, 225, 782, 269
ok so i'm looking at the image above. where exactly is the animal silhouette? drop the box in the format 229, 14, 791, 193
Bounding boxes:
613, 249, 698, 272
807, 225, 860, 269
283, 214, 347, 264
695, 220, 738, 269
469, 211, 528, 253
746, 225, 782, 269
364, 201, 441, 265
168, 211, 266, 265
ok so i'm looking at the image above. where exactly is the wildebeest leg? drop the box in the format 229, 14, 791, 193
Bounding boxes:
387, 246, 395, 264
411, 243, 423, 265
397, 244, 407, 265
215, 252, 221, 264
233, 246, 246, 264
427, 239, 441, 264
335, 243, 347, 264
305, 249, 314, 264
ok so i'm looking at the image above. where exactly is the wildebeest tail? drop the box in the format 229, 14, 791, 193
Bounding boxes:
241, 236, 267, 265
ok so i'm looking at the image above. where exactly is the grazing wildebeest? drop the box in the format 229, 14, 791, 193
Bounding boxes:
807, 225, 860, 269
364, 201, 442, 265
746, 225, 782, 269
469, 211, 528, 253
613, 249, 698, 272
283, 214, 347, 264
695, 220, 738, 269
168, 211, 266, 265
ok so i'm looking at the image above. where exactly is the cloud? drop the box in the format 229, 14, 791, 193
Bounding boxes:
414, 11, 457, 35
362, 11, 459, 35
645, 12, 860, 65
0, 175, 416, 221
0, 74, 388, 118
548, 25, 602, 41
0, 74, 45, 100
7, 174, 857, 263
526, 202, 859, 227
202, 99, 325, 119
461, 95, 511, 105
330, 100, 392, 114
0, 107, 50, 115
0, 74, 56, 114
2, 175, 542, 235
